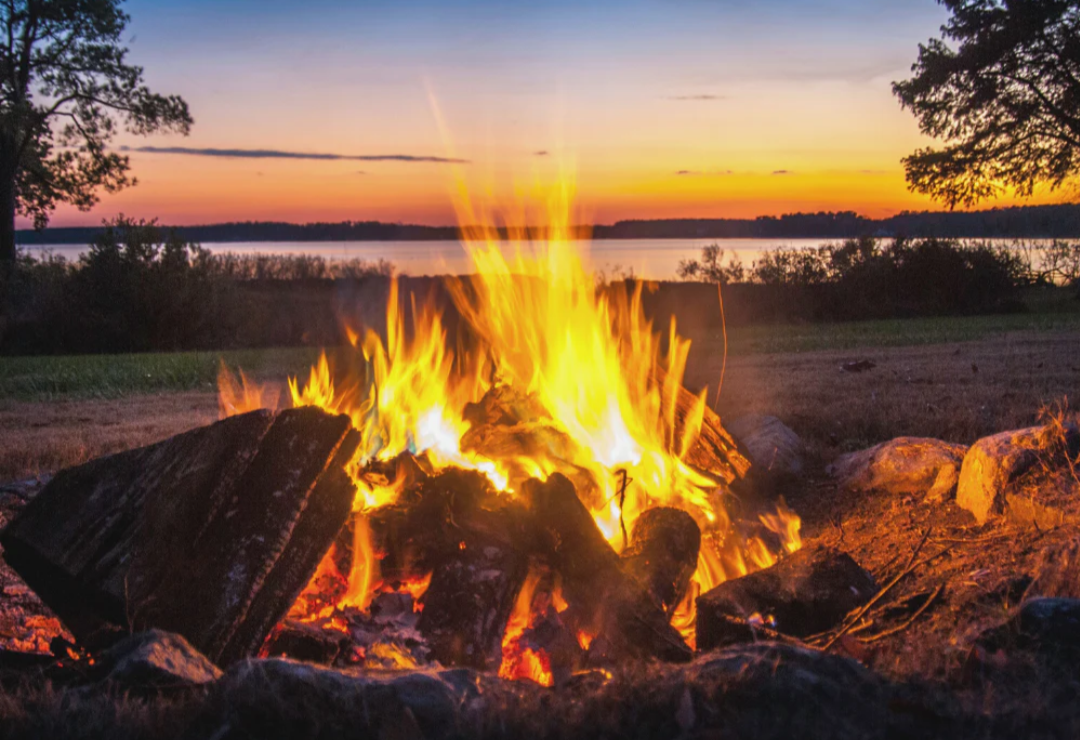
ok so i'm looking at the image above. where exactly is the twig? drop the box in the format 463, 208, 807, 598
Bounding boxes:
712, 282, 728, 411
616, 469, 631, 549
859, 583, 944, 643
821, 529, 932, 651
930, 534, 1010, 545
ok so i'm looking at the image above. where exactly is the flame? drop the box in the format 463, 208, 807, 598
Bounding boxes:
217, 362, 279, 418
219, 170, 802, 661
499, 568, 554, 686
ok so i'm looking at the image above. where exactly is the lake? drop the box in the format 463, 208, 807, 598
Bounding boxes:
20, 237, 1048, 280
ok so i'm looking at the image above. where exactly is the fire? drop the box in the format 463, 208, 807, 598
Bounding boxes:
220, 172, 802, 670
499, 568, 554, 686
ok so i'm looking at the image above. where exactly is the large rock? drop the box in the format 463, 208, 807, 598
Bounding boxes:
977, 598, 1080, 657
97, 630, 222, 689
696, 544, 877, 650
200, 658, 486, 740
727, 414, 805, 479
956, 424, 1078, 524
828, 437, 967, 502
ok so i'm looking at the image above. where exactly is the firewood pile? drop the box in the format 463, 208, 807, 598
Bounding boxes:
0, 395, 861, 685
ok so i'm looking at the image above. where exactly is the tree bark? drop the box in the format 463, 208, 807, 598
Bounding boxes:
0, 155, 17, 265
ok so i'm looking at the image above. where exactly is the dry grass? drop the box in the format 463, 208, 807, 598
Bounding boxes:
0, 393, 217, 482
703, 328, 1080, 463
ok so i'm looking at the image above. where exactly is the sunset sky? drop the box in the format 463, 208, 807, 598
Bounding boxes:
25, 0, 1063, 229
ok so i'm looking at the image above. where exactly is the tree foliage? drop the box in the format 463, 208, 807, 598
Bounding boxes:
0, 0, 192, 261
893, 0, 1080, 207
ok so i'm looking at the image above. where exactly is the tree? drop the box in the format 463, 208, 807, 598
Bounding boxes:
893, 0, 1080, 208
0, 0, 191, 263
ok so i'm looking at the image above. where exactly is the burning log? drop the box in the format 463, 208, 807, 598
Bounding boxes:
524, 473, 693, 664
361, 468, 534, 670
0, 408, 360, 665
619, 507, 701, 618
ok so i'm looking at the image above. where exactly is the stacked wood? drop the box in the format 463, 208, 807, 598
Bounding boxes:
0, 408, 360, 665
524, 473, 693, 664
412, 470, 533, 669
620, 507, 701, 618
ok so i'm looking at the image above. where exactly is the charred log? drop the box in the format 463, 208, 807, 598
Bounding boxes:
524, 473, 692, 664
358, 468, 534, 669
620, 507, 701, 618
696, 544, 877, 651
0, 408, 360, 665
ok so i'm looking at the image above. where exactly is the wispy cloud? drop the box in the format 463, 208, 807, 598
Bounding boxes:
533, 150, 550, 157
121, 146, 468, 164
668, 94, 725, 101
772, 169, 791, 175
675, 169, 733, 176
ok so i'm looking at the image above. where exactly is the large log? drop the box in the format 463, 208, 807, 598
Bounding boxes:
524, 473, 692, 664
0, 408, 360, 665
620, 507, 701, 618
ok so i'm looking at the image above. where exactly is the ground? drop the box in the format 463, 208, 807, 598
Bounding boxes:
1, 310, 1080, 736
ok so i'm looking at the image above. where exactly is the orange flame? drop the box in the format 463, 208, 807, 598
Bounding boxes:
219, 170, 801, 653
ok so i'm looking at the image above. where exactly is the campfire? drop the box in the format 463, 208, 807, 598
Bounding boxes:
217, 180, 802, 683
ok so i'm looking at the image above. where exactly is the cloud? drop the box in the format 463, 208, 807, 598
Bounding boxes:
772, 169, 791, 175
121, 146, 468, 164
668, 94, 725, 101
533, 150, 550, 157
675, 169, 733, 176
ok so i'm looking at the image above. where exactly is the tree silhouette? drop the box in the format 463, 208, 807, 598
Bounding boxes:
894, 0, 1080, 207
0, 0, 192, 263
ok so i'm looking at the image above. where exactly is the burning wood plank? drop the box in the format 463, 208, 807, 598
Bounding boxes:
619, 507, 701, 619
524, 473, 693, 664
0, 408, 360, 665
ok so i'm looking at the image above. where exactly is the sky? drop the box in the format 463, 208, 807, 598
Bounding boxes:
25, 0, 1065, 228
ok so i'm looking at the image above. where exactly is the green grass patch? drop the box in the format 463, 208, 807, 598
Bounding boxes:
0, 347, 325, 401
727, 310, 1080, 355
3, 303, 1080, 401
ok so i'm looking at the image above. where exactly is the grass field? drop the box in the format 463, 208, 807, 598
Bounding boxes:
3, 308, 1080, 402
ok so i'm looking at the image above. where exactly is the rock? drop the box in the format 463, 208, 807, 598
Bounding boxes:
828, 437, 967, 502
205, 658, 481, 740
956, 424, 1077, 524
696, 544, 877, 650
977, 598, 1080, 657
727, 414, 805, 479
682, 643, 894, 738
97, 630, 222, 689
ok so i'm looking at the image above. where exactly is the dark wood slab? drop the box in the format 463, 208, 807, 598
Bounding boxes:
0, 408, 360, 665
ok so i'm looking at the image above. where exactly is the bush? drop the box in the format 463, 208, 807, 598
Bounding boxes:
0, 217, 394, 355
679, 236, 1032, 321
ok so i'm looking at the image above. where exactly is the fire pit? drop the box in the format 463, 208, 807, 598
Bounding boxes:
0, 189, 804, 686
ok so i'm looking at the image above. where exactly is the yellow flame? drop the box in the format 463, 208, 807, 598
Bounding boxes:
219, 168, 801, 648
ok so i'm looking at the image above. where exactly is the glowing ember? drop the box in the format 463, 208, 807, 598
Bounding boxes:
220, 173, 802, 674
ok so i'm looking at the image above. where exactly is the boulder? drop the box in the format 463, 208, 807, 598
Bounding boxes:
956, 425, 1076, 525
97, 630, 222, 689
828, 437, 967, 502
977, 598, 1080, 657
203, 658, 488, 740
727, 415, 805, 479
696, 544, 877, 650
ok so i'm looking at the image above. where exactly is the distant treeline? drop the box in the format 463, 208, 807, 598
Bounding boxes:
15, 203, 1080, 245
